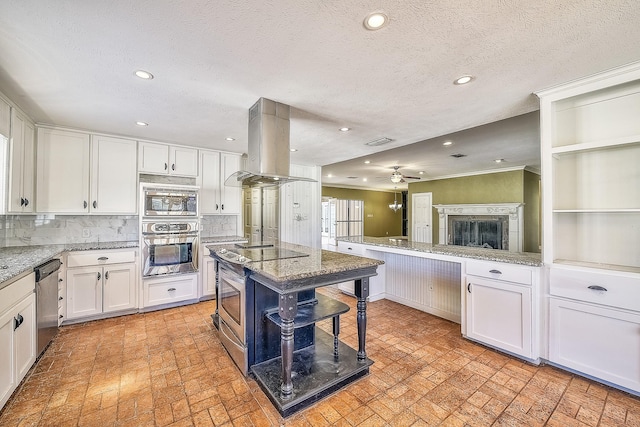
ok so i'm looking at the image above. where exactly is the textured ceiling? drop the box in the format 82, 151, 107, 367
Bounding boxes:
1, 1, 639, 190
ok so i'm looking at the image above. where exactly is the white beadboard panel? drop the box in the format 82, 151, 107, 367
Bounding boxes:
279, 164, 321, 248
384, 252, 462, 323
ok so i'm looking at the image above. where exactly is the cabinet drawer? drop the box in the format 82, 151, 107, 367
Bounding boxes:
337, 242, 365, 256
466, 260, 532, 285
67, 250, 136, 268
0, 272, 35, 315
550, 266, 640, 312
143, 275, 198, 308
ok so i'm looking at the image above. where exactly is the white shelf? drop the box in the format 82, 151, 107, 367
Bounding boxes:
553, 260, 640, 275
551, 134, 640, 155
553, 209, 640, 213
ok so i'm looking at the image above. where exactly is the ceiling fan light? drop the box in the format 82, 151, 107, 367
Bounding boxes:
390, 172, 402, 183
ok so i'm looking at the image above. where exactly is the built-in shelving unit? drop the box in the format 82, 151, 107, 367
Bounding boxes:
538, 61, 640, 394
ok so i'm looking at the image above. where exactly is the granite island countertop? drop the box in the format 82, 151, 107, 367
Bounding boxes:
207, 243, 384, 294
339, 236, 542, 267
200, 235, 248, 244
0, 241, 139, 288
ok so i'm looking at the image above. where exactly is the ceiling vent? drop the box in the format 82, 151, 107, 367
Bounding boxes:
365, 137, 394, 147
450, 153, 467, 158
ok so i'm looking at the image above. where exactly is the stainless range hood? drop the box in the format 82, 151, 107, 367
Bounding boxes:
225, 98, 316, 187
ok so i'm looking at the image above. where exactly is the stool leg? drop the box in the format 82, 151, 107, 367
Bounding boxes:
332, 316, 340, 357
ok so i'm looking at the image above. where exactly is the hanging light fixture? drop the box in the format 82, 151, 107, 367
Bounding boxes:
389, 188, 402, 212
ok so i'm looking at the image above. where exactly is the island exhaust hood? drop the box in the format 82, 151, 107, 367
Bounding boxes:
225, 98, 316, 187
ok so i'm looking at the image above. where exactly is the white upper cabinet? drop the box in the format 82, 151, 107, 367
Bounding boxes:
37, 129, 137, 214
90, 135, 137, 214
36, 128, 90, 213
138, 141, 198, 177
0, 97, 9, 137
198, 150, 241, 214
7, 109, 35, 213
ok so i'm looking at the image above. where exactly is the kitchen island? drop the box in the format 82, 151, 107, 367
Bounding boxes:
208, 243, 383, 417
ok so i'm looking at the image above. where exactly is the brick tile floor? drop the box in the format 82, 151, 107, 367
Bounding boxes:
2, 287, 640, 426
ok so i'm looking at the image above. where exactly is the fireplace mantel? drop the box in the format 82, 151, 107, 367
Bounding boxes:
433, 203, 524, 252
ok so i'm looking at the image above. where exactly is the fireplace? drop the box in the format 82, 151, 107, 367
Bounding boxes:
434, 203, 524, 252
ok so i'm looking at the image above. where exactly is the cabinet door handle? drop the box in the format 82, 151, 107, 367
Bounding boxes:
24, 198, 29, 207
171, 163, 175, 171
93, 201, 97, 209
105, 271, 109, 280
97, 272, 101, 280
84, 201, 88, 209
489, 269, 502, 275
59, 296, 63, 301
221, 204, 224, 210
164, 162, 168, 170
467, 283, 471, 293
168, 288, 176, 292
216, 204, 219, 211
59, 314, 64, 319
588, 285, 607, 292
97, 256, 109, 261
14, 314, 24, 330
20, 197, 25, 206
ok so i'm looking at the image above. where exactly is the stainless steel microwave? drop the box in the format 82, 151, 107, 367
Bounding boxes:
142, 186, 198, 217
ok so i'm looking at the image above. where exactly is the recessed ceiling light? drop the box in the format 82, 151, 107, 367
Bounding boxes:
290, 148, 297, 152
419, 171, 424, 175
225, 137, 235, 141
327, 174, 333, 178
443, 141, 453, 146
364, 12, 388, 30
135, 121, 148, 126
364, 160, 371, 164
454, 75, 474, 85
495, 158, 506, 163
363, 178, 368, 182
339, 127, 351, 132
134, 70, 154, 80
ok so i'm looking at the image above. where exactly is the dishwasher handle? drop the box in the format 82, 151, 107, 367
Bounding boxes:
34, 259, 62, 282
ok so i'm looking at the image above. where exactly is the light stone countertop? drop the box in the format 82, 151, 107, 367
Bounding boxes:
0, 241, 139, 288
207, 243, 384, 293
340, 236, 543, 267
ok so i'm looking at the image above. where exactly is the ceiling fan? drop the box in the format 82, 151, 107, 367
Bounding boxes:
390, 166, 421, 183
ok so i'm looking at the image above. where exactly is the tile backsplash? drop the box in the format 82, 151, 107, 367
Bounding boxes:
0, 214, 238, 247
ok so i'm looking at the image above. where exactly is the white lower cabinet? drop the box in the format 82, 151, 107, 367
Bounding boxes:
0, 273, 36, 410
143, 274, 198, 309
464, 260, 538, 361
66, 249, 137, 321
466, 276, 532, 358
200, 245, 216, 300
549, 298, 640, 393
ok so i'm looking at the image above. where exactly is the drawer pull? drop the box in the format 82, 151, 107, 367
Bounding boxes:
168, 287, 176, 292
489, 269, 502, 274
588, 285, 608, 292
97, 256, 109, 261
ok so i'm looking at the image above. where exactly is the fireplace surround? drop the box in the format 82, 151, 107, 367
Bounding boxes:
434, 203, 524, 252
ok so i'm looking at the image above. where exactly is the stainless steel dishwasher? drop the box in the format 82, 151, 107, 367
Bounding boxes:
34, 259, 62, 357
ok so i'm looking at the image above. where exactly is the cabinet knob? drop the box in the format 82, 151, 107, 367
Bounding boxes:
59, 296, 63, 301
20, 197, 24, 206
164, 162, 168, 170
59, 315, 64, 319
24, 198, 29, 207
489, 269, 502, 275
105, 271, 109, 280
168, 288, 176, 292
172, 163, 176, 171
216, 204, 219, 211
588, 285, 607, 292
84, 201, 88, 209
93, 201, 97, 209
97, 272, 101, 280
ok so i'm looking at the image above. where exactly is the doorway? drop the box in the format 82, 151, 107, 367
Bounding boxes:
411, 192, 433, 243
244, 187, 279, 244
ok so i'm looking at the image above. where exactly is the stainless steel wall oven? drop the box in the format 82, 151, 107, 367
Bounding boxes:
141, 221, 199, 277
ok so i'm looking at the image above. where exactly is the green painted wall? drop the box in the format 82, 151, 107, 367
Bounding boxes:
408, 170, 541, 253
322, 187, 402, 237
